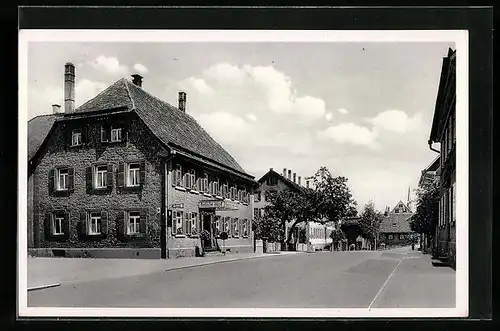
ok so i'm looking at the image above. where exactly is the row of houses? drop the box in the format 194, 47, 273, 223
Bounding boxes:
420, 47, 456, 268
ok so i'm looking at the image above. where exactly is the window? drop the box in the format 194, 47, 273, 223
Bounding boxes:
224, 217, 231, 235
190, 213, 198, 236
101, 125, 108, 142
173, 211, 184, 235
57, 168, 69, 190
392, 222, 397, 227
215, 216, 221, 236
242, 220, 249, 237
53, 215, 64, 235
128, 211, 141, 235
71, 129, 82, 146
127, 163, 140, 187
95, 165, 107, 188
111, 128, 122, 142
89, 212, 102, 235
200, 173, 209, 193
186, 169, 196, 190
173, 164, 183, 187
399, 234, 405, 240
221, 183, 229, 198
211, 178, 220, 196
232, 218, 239, 237
254, 191, 261, 202
230, 186, 237, 200
388, 234, 394, 240
266, 176, 278, 186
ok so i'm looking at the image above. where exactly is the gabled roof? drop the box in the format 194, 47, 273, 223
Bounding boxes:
391, 200, 412, 214
430, 48, 456, 142
379, 213, 413, 234
28, 114, 61, 161
66, 78, 252, 180
257, 169, 307, 192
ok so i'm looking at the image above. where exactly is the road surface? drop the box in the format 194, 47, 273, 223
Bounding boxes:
28, 249, 455, 308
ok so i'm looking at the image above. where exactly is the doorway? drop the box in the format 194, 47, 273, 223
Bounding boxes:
201, 212, 217, 252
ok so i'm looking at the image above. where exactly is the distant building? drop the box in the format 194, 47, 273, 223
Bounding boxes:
428, 47, 456, 268
254, 168, 331, 251
379, 201, 414, 247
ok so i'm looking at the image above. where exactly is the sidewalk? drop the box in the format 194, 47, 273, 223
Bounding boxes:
27, 251, 304, 290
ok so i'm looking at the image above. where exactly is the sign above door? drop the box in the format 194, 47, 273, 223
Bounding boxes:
199, 200, 239, 211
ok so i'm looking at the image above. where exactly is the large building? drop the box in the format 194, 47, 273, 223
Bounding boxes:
254, 168, 332, 251
379, 200, 414, 248
428, 48, 456, 268
28, 63, 257, 259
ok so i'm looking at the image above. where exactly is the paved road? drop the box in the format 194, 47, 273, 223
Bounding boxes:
28, 250, 455, 308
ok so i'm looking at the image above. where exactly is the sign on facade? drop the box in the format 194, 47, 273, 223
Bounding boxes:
199, 200, 239, 210
171, 203, 184, 209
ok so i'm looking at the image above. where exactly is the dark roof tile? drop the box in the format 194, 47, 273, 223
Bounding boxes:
28, 114, 60, 161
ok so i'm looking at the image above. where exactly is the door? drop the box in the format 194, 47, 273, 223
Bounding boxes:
201, 212, 214, 251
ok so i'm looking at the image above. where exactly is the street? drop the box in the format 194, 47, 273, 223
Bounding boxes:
28, 248, 455, 308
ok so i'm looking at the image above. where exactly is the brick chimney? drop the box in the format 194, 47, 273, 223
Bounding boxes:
64, 62, 75, 113
298, 176, 301, 186
131, 74, 143, 87
52, 104, 62, 114
306, 180, 310, 189
288, 169, 292, 180
178, 91, 186, 112
293, 173, 296, 183
283, 168, 287, 177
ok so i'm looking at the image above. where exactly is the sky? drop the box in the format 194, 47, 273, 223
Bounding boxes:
27, 41, 454, 212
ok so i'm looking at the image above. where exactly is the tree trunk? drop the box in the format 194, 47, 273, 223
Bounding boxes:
285, 219, 303, 251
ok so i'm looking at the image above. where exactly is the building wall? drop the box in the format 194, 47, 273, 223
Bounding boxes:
31, 113, 166, 253
165, 158, 254, 258
27, 174, 34, 248
380, 232, 412, 247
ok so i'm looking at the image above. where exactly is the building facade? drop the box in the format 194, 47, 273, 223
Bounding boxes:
428, 48, 456, 268
28, 63, 256, 259
379, 201, 414, 248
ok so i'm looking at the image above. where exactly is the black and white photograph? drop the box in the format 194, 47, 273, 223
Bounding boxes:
18, 29, 469, 318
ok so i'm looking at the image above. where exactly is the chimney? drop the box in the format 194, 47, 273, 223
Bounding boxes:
293, 173, 296, 183
131, 74, 143, 87
298, 176, 301, 186
64, 62, 75, 113
178, 91, 187, 112
270, 168, 273, 172
306, 180, 310, 189
52, 104, 62, 114
288, 169, 292, 180
283, 168, 287, 177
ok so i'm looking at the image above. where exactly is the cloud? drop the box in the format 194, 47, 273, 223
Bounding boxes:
195, 112, 251, 145
89, 55, 128, 75
133, 63, 149, 74
318, 123, 378, 146
337, 108, 348, 114
325, 112, 333, 122
245, 113, 258, 122
75, 79, 107, 107
368, 109, 423, 134
179, 77, 214, 94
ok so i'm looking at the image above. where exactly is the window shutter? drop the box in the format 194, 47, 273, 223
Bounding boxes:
140, 161, 146, 186
44, 213, 52, 240
106, 164, 113, 189
117, 163, 125, 188
68, 168, 75, 191
62, 212, 70, 240
79, 211, 88, 238
48, 169, 55, 195
86, 166, 93, 192
66, 126, 72, 147
101, 125, 107, 142
139, 210, 147, 234
122, 126, 128, 142
117, 211, 126, 238
82, 126, 88, 145
101, 211, 108, 236
172, 170, 178, 187
227, 217, 231, 236
107, 124, 112, 142
183, 212, 189, 234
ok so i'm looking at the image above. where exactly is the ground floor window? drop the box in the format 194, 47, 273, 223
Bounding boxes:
128, 211, 140, 234
215, 216, 221, 236
53, 214, 64, 235
89, 212, 102, 235
173, 211, 183, 235
399, 234, 405, 240
388, 234, 394, 240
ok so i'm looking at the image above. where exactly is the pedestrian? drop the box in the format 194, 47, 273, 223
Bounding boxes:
412, 242, 415, 250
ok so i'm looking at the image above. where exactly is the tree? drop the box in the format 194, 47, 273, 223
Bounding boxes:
252, 213, 282, 243
410, 176, 439, 237
358, 200, 384, 250
330, 227, 347, 250
312, 167, 358, 225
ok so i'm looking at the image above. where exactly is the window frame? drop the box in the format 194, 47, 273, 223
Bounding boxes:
173, 211, 184, 236
388, 234, 394, 240
94, 165, 108, 189
89, 212, 102, 235
128, 211, 141, 235
127, 163, 141, 187
57, 168, 69, 191
53, 214, 64, 235
71, 129, 82, 147
110, 127, 123, 142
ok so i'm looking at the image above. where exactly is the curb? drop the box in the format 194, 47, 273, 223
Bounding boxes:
164, 253, 277, 272
28, 283, 61, 292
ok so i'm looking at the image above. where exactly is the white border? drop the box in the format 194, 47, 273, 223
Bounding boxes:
18, 29, 469, 318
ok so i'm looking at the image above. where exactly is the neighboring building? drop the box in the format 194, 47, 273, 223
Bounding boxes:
28, 63, 257, 259
28, 111, 62, 249
254, 168, 330, 251
379, 201, 414, 247
428, 47, 456, 268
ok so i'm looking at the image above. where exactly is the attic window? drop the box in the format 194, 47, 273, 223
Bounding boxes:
392, 222, 397, 227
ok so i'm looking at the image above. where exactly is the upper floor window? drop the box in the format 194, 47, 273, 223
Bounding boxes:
254, 191, 261, 202
57, 168, 69, 190
95, 165, 108, 189
173, 164, 183, 187
211, 178, 220, 196
111, 128, 122, 142
186, 169, 196, 190
71, 129, 82, 146
230, 186, 238, 200
221, 183, 229, 198
49, 167, 74, 196
128, 163, 141, 187
266, 176, 278, 186
200, 173, 209, 193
